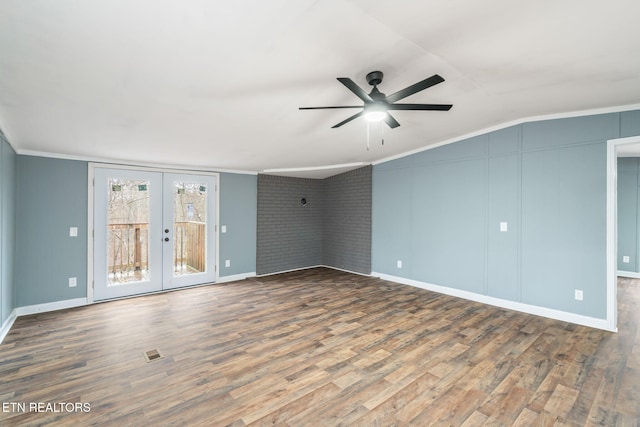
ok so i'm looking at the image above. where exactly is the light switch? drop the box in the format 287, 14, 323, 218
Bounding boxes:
500, 222, 508, 232
69, 227, 78, 237
69, 277, 77, 287
623, 255, 630, 263
225, 259, 231, 267
221, 225, 227, 233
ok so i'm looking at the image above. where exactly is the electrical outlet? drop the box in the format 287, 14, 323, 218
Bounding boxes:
69, 277, 77, 288
397, 260, 402, 269
69, 227, 78, 237
575, 289, 583, 301
225, 260, 230, 267
623, 255, 630, 263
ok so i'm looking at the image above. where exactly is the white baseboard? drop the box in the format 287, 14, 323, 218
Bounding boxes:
0, 309, 18, 344
15, 298, 88, 317
255, 265, 325, 277
1, 298, 89, 344
255, 265, 372, 278
372, 272, 615, 332
318, 265, 372, 277
617, 270, 640, 279
217, 272, 256, 283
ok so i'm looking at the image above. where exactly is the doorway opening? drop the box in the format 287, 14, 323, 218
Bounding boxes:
606, 135, 640, 332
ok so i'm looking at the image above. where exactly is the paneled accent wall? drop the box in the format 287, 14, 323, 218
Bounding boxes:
373, 110, 640, 321
256, 166, 372, 276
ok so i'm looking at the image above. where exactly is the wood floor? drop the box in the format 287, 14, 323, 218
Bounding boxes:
0, 268, 638, 426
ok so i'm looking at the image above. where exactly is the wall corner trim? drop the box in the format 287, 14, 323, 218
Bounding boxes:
372, 272, 616, 332
0, 309, 18, 344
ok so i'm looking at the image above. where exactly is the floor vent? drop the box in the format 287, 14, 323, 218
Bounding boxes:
143, 349, 163, 362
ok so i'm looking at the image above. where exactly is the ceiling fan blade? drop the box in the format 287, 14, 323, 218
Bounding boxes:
332, 111, 365, 128
299, 106, 362, 110
384, 113, 400, 129
387, 103, 453, 111
337, 77, 374, 103
386, 74, 445, 103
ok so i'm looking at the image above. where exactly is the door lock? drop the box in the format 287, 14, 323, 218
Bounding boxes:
164, 229, 170, 233
164, 237, 170, 242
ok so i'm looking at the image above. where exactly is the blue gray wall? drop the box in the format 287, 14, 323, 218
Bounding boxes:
373, 110, 640, 320
13, 156, 258, 306
617, 157, 640, 272
0, 132, 16, 325
15, 157, 88, 306
219, 173, 257, 276
622, 110, 640, 137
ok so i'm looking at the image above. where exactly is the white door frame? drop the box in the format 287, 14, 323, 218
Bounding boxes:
87, 163, 219, 303
606, 135, 640, 332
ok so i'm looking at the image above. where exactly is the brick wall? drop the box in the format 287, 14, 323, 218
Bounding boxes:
256, 166, 371, 275
256, 174, 323, 275
322, 166, 371, 274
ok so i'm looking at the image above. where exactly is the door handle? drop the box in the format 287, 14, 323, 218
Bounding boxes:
164, 237, 170, 242
164, 229, 170, 233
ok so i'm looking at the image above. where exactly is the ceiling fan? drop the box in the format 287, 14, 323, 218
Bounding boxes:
299, 71, 452, 129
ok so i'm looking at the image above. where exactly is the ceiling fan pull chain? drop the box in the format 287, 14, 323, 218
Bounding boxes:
366, 121, 370, 151
381, 121, 385, 146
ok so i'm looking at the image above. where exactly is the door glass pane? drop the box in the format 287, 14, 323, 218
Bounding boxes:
107, 178, 150, 285
173, 181, 207, 276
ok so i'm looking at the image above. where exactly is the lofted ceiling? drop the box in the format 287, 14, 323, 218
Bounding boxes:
1, 1, 639, 178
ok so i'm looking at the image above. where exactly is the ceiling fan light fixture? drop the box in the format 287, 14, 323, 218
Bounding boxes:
364, 104, 387, 122
364, 110, 387, 122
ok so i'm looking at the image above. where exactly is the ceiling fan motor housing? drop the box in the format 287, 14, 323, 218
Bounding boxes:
366, 71, 384, 86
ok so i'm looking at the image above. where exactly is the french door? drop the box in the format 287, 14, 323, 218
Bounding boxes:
93, 167, 217, 301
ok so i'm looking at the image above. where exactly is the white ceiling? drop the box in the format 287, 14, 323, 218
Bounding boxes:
1, 1, 639, 178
